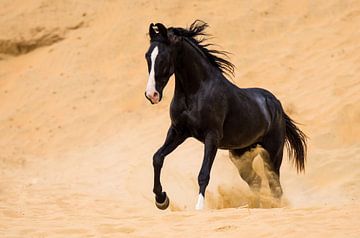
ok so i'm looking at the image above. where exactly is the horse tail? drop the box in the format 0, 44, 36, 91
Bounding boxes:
283, 112, 307, 173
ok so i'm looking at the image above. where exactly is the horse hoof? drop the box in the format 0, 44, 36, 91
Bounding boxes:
155, 192, 170, 210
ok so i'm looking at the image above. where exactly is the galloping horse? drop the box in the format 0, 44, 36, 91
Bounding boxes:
144, 21, 307, 210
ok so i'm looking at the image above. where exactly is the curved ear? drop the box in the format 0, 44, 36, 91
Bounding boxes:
155, 23, 168, 39
149, 23, 156, 39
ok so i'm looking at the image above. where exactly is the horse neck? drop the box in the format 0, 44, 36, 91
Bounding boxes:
173, 41, 216, 96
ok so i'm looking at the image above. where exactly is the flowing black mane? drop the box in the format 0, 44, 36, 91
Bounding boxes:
169, 20, 235, 77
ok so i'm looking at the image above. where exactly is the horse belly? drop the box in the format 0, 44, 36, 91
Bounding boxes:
219, 117, 268, 150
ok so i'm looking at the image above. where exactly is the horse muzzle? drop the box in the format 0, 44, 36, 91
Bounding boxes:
145, 91, 161, 104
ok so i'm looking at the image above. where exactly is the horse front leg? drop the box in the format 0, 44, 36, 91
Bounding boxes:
153, 126, 187, 210
196, 132, 219, 210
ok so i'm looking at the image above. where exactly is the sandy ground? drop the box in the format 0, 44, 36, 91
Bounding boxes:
0, 0, 360, 237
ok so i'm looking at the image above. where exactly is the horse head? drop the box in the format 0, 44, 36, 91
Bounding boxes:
144, 23, 180, 104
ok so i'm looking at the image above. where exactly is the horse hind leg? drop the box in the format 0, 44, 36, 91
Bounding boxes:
229, 146, 262, 194
230, 144, 284, 207
260, 143, 284, 200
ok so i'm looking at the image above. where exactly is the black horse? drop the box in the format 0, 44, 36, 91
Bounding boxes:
144, 20, 307, 210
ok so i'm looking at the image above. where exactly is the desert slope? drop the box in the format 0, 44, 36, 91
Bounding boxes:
0, 0, 359, 237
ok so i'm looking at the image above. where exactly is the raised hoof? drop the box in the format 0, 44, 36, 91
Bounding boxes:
155, 192, 170, 210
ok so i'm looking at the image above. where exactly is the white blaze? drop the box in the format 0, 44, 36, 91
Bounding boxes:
146, 46, 159, 97
195, 194, 205, 210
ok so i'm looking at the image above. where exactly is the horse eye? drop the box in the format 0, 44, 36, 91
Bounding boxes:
162, 66, 169, 74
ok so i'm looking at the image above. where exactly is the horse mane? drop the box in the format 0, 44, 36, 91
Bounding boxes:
169, 20, 235, 77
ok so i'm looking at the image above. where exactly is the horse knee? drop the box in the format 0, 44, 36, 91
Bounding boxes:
152, 152, 164, 168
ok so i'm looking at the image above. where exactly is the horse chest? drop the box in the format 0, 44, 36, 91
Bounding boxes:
170, 106, 208, 139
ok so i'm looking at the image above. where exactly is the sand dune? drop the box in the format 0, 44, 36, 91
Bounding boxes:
0, 0, 359, 237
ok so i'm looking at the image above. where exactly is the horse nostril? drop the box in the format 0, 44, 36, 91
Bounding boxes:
153, 91, 159, 98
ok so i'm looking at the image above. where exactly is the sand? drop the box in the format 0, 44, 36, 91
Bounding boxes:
0, 0, 359, 237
